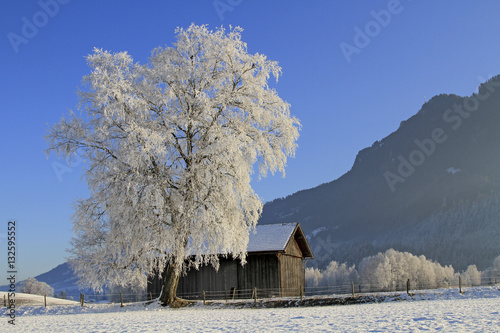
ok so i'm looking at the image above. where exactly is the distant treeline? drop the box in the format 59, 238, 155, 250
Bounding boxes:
306, 248, 500, 291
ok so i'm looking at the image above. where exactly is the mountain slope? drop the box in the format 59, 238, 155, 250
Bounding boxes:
259, 76, 500, 271
0, 262, 93, 300
33, 262, 80, 296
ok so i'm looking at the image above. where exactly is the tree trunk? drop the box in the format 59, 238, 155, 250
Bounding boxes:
159, 219, 189, 306
159, 261, 181, 306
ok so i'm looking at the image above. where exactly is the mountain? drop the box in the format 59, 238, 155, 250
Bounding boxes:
259, 75, 500, 271
33, 262, 81, 297
1, 262, 147, 302
0, 262, 94, 300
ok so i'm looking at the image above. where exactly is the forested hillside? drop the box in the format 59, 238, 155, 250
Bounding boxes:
260, 76, 500, 271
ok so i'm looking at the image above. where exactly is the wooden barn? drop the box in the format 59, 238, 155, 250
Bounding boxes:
148, 222, 314, 300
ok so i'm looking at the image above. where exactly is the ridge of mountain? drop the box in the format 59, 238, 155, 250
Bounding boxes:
259, 75, 500, 271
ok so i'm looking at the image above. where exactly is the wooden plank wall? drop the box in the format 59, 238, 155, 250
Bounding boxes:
237, 254, 280, 298
177, 258, 238, 298
147, 249, 307, 300
147, 271, 163, 299
280, 238, 305, 297
148, 255, 282, 300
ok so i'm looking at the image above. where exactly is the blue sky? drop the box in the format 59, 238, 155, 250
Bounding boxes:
1, 0, 500, 280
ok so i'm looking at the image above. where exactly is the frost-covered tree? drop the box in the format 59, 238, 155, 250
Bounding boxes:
462, 265, 481, 286
305, 267, 323, 287
57, 290, 67, 299
45, 24, 299, 306
19, 278, 54, 296
492, 255, 500, 283
494, 255, 500, 270
305, 261, 358, 289
481, 254, 500, 285
358, 249, 455, 291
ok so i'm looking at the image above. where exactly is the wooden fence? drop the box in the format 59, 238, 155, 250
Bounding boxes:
3, 272, 499, 308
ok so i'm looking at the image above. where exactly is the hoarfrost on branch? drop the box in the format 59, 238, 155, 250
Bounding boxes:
45, 24, 300, 295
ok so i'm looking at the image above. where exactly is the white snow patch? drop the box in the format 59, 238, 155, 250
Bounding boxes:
447, 167, 461, 175
247, 223, 298, 252
278, 207, 300, 220
0, 292, 78, 307
311, 227, 327, 237
1, 287, 499, 332
186, 223, 299, 256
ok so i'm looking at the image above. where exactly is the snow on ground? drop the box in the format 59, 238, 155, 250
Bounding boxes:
0, 292, 78, 307
1, 287, 499, 332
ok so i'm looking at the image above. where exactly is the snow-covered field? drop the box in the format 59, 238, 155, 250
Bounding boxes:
0, 292, 78, 307
1, 287, 499, 332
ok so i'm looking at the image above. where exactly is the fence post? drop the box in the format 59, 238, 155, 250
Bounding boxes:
203, 290, 206, 305
459, 275, 462, 294
44, 295, 47, 308
120, 292, 124, 307
253, 287, 257, 303
351, 282, 355, 298
232, 287, 236, 301
81, 294, 85, 307
300, 284, 303, 300
406, 279, 410, 295
150, 292, 153, 301
4, 295, 6, 307
225, 289, 228, 304
358, 284, 361, 294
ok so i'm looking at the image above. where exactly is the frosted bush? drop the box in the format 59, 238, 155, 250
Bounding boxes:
19, 277, 54, 296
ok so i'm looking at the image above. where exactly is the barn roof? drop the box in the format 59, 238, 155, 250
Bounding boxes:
185, 222, 314, 259
247, 222, 314, 259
